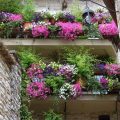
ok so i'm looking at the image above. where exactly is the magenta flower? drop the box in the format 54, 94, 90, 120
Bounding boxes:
99, 77, 108, 89
72, 83, 82, 98
27, 64, 44, 80
99, 21, 119, 36
104, 64, 120, 75
26, 82, 50, 99
56, 22, 83, 40
8, 14, 22, 21
32, 25, 49, 38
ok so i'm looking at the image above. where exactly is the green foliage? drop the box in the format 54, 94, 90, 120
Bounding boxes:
21, 72, 31, 100
43, 12, 52, 19
69, 1, 83, 22
87, 77, 101, 91
0, 21, 21, 38
108, 78, 120, 91
86, 24, 103, 39
0, 0, 22, 13
20, 104, 33, 120
21, 0, 35, 21
45, 75, 65, 94
18, 49, 39, 69
48, 25, 61, 33
96, 56, 115, 64
44, 110, 62, 120
64, 47, 96, 79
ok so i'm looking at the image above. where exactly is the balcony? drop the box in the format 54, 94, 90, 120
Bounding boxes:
29, 95, 118, 114
0, 38, 117, 58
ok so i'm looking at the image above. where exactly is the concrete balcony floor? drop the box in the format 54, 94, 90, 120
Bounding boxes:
0, 38, 117, 58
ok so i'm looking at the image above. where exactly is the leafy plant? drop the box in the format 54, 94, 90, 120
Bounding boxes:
0, 21, 21, 38
0, 0, 22, 13
20, 72, 33, 119
69, 1, 83, 22
64, 47, 96, 79
20, 104, 33, 120
18, 49, 40, 69
44, 110, 62, 120
86, 24, 103, 38
21, 0, 35, 21
45, 75, 65, 94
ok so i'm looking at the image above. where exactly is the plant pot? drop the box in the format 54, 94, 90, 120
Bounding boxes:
44, 18, 49, 23
50, 18, 56, 25
108, 89, 119, 94
23, 22, 33, 38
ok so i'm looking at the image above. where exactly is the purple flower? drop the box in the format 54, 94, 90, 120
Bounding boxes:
8, 14, 22, 21
43, 66, 58, 77
104, 64, 120, 75
0, 12, 22, 22
58, 64, 78, 81
27, 64, 44, 80
100, 77, 108, 89
26, 82, 50, 99
64, 13, 75, 22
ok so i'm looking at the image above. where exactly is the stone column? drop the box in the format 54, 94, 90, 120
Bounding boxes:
0, 56, 21, 120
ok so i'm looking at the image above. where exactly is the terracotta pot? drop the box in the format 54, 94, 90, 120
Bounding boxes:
23, 22, 32, 31
50, 18, 56, 25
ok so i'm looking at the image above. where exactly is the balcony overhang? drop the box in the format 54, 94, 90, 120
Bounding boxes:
0, 38, 117, 58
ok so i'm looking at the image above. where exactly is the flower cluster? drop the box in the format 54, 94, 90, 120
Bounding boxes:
99, 21, 119, 36
59, 64, 78, 80
32, 25, 49, 38
26, 82, 50, 99
59, 83, 74, 100
0, 12, 22, 22
64, 13, 75, 22
72, 83, 82, 98
56, 22, 83, 40
26, 61, 82, 99
99, 77, 108, 88
27, 64, 44, 82
104, 64, 120, 75
92, 11, 110, 24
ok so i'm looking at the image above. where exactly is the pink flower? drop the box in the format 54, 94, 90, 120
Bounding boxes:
56, 22, 83, 40
32, 25, 49, 38
8, 14, 22, 21
26, 82, 50, 99
72, 83, 82, 98
99, 21, 119, 36
104, 64, 120, 75
27, 64, 44, 80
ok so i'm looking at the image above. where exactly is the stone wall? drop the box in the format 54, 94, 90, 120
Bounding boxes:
0, 55, 21, 120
